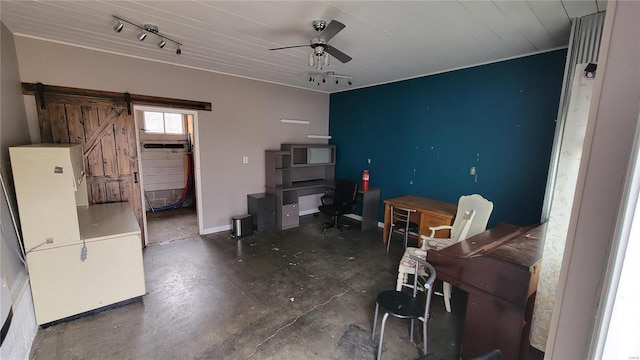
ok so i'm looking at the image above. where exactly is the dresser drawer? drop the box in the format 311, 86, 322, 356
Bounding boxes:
281, 203, 299, 229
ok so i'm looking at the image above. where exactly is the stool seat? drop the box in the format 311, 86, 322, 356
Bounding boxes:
377, 290, 424, 319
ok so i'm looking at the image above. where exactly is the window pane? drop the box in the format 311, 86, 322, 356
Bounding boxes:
164, 113, 184, 134
144, 112, 165, 133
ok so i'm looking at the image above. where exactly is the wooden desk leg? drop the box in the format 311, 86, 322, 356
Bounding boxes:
417, 212, 428, 248
382, 203, 391, 243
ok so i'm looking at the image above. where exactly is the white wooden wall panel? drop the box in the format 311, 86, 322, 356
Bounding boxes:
528, 1, 574, 47
144, 182, 185, 192
563, 1, 600, 18
494, 1, 555, 50
140, 142, 187, 192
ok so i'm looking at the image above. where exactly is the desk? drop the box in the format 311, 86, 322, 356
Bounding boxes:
268, 181, 332, 230
382, 196, 457, 243
268, 181, 380, 231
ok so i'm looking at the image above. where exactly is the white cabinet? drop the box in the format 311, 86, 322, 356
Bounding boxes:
10, 144, 146, 325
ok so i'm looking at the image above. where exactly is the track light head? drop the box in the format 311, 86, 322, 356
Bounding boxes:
348, 80, 352, 85
176, 46, 182, 55
336, 79, 339, 84
113, 22, 124, 33
157, 39, 166, 48
137, 32, 147, 41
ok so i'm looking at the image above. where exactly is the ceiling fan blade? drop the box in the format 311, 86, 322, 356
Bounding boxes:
325, 45, 352, 63
268, 44, 309, 51
320, 20, 345, 41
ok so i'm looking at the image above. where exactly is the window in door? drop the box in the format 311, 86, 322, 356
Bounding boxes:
143, 111, 185, 134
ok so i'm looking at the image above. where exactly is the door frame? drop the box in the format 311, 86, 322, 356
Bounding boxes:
133, 105, 203, 245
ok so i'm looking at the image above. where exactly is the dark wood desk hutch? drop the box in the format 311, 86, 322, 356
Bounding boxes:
265, 144, 335, 230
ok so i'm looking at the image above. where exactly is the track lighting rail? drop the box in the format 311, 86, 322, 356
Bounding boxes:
112, 15, 182, 55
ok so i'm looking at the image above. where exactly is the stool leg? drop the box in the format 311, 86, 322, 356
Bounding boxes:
443, 281, 452, 313
409, 318, 415, 342
423, 317, 428, 355
371, 303, 379, 340
377, 313, 390, 360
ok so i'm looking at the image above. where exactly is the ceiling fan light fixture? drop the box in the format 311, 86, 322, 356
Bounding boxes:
271, 19, 351, 71
176, 46, 182, 55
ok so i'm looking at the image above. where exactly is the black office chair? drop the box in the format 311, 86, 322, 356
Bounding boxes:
371, 255, 436, 360
318, 179, 359, 235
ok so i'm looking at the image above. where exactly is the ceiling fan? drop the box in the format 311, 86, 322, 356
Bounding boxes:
269, 20, 352, 69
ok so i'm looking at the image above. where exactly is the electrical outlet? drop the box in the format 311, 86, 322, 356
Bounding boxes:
243, 156, 248, 164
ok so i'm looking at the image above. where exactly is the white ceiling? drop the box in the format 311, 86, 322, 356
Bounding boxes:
1, 1, 606, 93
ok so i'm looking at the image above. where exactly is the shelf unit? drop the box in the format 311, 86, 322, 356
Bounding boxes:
265, 144, 336, 230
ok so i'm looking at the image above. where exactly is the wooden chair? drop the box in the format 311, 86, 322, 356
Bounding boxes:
386, 205, 419, 252
396, 194, 493, 312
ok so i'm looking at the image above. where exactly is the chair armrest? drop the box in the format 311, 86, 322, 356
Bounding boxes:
428, 225, 452, 238
320, 194, 334, 205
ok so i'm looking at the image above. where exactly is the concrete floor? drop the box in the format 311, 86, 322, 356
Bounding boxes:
29, 209, 465, 360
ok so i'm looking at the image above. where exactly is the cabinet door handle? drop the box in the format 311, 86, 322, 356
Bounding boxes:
133, 172, 139, 183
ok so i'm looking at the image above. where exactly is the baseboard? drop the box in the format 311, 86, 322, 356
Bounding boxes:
201, 224, 231, 235
0, 273, 37, 360
345, 214, 384, 228
299, 209, 320, 216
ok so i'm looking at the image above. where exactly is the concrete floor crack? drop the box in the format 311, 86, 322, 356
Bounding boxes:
244, 287, 351, 359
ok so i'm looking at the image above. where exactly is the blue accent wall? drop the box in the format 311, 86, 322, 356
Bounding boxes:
329, 50, 566, 227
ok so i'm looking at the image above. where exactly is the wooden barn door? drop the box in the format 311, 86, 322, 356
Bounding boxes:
35, 94, 144, 245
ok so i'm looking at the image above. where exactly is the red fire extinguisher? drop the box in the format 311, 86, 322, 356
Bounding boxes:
362, 169, 370, 191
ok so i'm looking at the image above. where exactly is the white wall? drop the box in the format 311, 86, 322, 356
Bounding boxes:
546, 0, 640, 358
0, 21, 38, 360
12, 37, 330, 233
